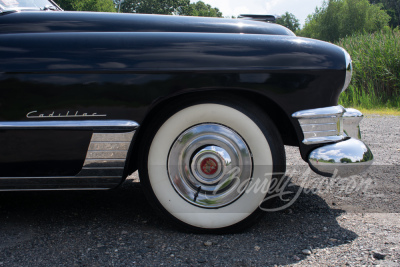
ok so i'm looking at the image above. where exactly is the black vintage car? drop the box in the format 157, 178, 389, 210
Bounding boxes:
0, 0, 373, 232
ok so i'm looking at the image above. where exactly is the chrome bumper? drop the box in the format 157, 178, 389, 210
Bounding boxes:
293, 106, 373, 177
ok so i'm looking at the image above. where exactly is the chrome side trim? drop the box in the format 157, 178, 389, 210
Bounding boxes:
308, 138, 373, 177
0, 176, 122, 190
0, 176, 121, 180
0, 188, 110, 192
292, 106, 345, 118
292, 106, 345, 144
88, 142, 131, 151
79, 131, 135, 177
85, 151, 128, 159
301, 136, 345, 144
82, 159, 126, 168
0, 120, 138, 130
91, 132, 135, 142
342, 49, 353, 93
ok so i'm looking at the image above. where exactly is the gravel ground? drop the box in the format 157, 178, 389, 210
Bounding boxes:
0, 115, 399, 266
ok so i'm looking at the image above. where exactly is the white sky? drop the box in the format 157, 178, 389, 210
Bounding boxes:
190, 0, 325, 27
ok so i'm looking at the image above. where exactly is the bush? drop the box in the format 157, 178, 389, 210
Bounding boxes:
299, 0, 390, 43
56, 0, 116, 12
337, 28, 400, 109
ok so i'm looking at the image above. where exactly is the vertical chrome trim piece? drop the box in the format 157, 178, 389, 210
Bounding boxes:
342, 49, 353, 93
79, 131, 136, 177
343, 108, 363, 139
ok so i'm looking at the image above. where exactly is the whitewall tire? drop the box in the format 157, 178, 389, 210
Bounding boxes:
139, 97, 285, 232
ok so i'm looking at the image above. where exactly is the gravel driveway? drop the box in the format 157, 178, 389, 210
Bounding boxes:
0, 115, 399, 266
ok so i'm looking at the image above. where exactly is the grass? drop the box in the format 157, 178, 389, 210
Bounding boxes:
358, 108, 400, 116
336, 28, 400, 114
345, 107, 400, 116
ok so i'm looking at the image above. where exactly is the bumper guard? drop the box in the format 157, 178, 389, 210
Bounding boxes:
293, 106, 373, 177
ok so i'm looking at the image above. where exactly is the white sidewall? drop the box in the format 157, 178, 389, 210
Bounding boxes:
148, 104, 274, 229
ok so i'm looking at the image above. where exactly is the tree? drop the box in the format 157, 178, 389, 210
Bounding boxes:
56, 0, 116, 12
120, 0, 189, 15
368, 0, 400, 28
179, 1, 222, 17
119, 0, 222, 17
340, 157, 353, 163
276, 12, 300, 33
298, 0, 390, 42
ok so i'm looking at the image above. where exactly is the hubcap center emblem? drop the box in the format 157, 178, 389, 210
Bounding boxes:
200, 157, 218, 176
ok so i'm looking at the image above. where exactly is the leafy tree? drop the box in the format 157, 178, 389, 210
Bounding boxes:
120, 0, 189, 15
276, 12, 300, 33
340, 157, 353, 163
298, 0, 390, 42
361, 149, 374, 162
179, 1, 222, 17
368, 0, 400, 28
56, 0, 116, 12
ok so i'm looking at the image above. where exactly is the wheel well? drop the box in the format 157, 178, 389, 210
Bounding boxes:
126, 89, 299, 174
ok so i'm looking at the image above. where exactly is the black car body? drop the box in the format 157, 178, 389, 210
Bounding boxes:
0, 1, 373, 232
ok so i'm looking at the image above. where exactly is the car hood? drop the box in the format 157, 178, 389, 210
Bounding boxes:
0, 11, 295, 36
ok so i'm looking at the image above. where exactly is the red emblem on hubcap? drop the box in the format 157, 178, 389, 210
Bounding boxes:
200, 158, 218, 175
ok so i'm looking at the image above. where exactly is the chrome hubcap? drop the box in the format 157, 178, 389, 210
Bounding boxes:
167, 124, 253, 208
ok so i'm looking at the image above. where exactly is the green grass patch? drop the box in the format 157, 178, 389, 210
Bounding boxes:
350, 107, 400, 116
336, 28, 400, 111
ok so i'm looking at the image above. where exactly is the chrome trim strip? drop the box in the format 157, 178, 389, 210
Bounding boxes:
295, 118, 341, 125
0, 176, 121, 180
0, 120, 138, 130
85, 151, 129, 159
343, 108, 363, 118
82, 167, 124, 170
82, 159, 126, 168
0, 188, 110, 192
300, 123, 337, 132
303, 130, 339, 139
342, 49, 353, 93
77, 169, 124, 177
292, 106, 345, 119
91, 132, 136, 142
302, 136, 345, 145
88, 142, 131, 151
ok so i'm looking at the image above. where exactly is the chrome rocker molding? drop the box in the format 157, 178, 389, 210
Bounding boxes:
293, 106, 373, 177
0, 120, 138, 130
0, 120, 138, 191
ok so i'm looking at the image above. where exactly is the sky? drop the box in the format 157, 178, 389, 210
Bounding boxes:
190, 0, 325, 27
